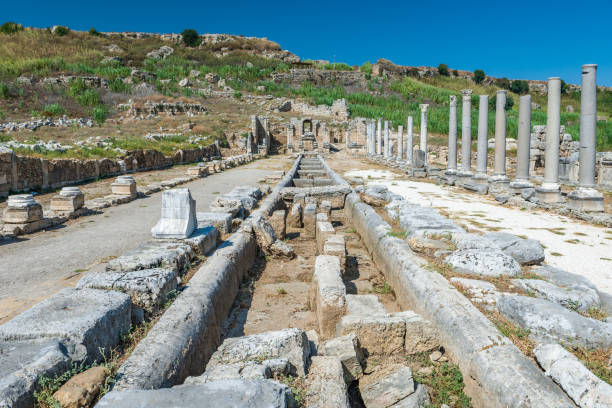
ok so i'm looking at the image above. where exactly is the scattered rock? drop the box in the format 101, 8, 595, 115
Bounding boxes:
178, 78, 191, 87
521, 188, 536, 200
270, 240, 295, 259
359, 365, 415, 408
276, 101, 291, 112
305, 356, 350, 408
445, 249, 521, 277
512, 278, 598, 312
53, 366, 108, 408
320, 334, 364, 382
484, 232, 545, 265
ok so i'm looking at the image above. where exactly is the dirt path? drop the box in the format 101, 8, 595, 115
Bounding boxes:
0, 156, 290, 324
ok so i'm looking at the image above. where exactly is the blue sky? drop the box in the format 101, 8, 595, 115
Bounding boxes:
5, 0, 612, 85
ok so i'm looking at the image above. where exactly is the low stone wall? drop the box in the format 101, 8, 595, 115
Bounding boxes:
0, 145, 219, 197
344, 192, 574, 407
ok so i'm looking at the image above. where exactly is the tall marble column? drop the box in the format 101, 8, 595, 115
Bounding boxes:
366, 120, 372, 155
376, 118, 382, 156
474, 95, 489, 180
568, 64, 604, 211
458, 89, 473, 182
397, 125, 404, 161
384, 120, 390, 157
370, 120, 375, 155
491, 90, 509, 183
246, 131, 253, 153
419, 104, 429, 165
407, 116, 414, 165
446, 95, 458, 175
286, 125, 294, 152
509, 94, 534, 192
536, 77, 563, 203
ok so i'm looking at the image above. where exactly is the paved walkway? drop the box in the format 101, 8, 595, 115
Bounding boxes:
0, 156, 289, 323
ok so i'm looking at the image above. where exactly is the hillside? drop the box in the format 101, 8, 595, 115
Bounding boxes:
0, 24, 611, 152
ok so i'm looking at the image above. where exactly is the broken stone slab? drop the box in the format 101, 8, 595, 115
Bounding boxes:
534, 343, 612, 408
305, 356, 350, 408
484, 232, 545, 265
106, 240, 195, 273
394, 311, 439, 354
270, 240, 295, 259
251, 214, 277, 252
452, 233, 500, 251
336, 314, 404, 356
463, 181, 489, 195
3, 194, 43, 223
77, 268, 177, 313
151, 188, 197, 239
0, 288, 131, 362
497, 294, 612, 349
531, 264, 601, 306
288, 202, 302, 228
97, 379, 295, 408
311, 255, 346, 339
512, 278, 598, 312
52, 365, 108, 408
186, 166, 208, 178
324, 234, 346, 269
269, 210, 286, 240
230, 185, 262, 200
180, 226, 218, 255
394, 203, 465, 238
449, 277, 500, 306
320, 200, 332, 216
207, 328, 310, 377
359, 365, 415, 408
110, 175, 137, 198
184, 358, 290, 384
390, 384, 430, 408
319, 334, 364, 382
303, 203, 317, 237
197, 211, 233, 234
0, 338, 71, 408
315, 221, 335, 254
345, 294, 387, 316
445, 248, 521, 277
50, 187, 85, 212
209, 196, 244, 218
361, 185, 390, 207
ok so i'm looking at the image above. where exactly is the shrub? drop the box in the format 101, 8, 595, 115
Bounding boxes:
43, 103, 65, 117
233, 91, 242, 99
0, 21, 24, 34
561, 79, 568, 94
490, 94, 515, 111
0, 82, 9, 98
89, 27, 101, 36
510, 79, 529, 94
360, 61, 373, 75
496, 77, 511, 90
182, 29, 201, 47
322, 62, 353, 71
53, 26, 70, 36
453, 69, 459, 76
93, 106, 107, 125
438, 63, 449, 76
473, 69, 485, 84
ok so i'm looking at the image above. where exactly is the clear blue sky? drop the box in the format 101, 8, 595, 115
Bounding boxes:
5, 0, 612, 85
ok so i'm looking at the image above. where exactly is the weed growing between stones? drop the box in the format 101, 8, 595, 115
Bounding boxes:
569, 346, 612, 385
488, 312, 534, 358
275, 374, 306, 408
582, 306, 609, 321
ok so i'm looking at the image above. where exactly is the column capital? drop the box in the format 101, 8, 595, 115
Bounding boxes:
419, 104, 429, 112
449, 95, 457, 107
461, 89, 473, 100
496, 89, 506, 96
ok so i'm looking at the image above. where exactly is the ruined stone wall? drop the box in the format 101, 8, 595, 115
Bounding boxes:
291, 99, 349, 121
0, 145, 218, 196
272, 69, 366, 88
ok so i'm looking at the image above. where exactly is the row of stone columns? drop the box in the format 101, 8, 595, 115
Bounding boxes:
443, 64, 603, 211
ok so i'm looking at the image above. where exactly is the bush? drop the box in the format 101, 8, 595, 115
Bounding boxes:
473, 69, 485, 84
53, 26, 69, 36
510, 79, 529, 94
453, 69, 459, 76
561, 79, 568, 94
0, 82, 9, 98
0, 21, 24, 34
89, 27, 101, 36
360, 62, 373, 75
322, 63, 353, 71
182, 29, 201, 47
43, 103, 65, 117
490, 94, 514, 111
93, 106, 107, 125
496, 77, 511, 90
438, 63, 449, 76
233, 91, 242, 99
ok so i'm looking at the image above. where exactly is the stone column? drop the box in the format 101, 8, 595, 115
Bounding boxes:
458, 89, 473, 182
446, 95, 458, 175
510, 95, 534, 192
474, 95, 489, 180
286, 125, 293, 152
246, 131, 253, 153
568, 64, 604, 211
491, 90, 509, 183
370, 120, 376, 155
407, 116, 414, 165
367, 120, 373, 155
383, 120, 390, 157
536, 77, 563, 203
419, 104, 429, 166
397, 125, 404, 161
376, 118, 382, 156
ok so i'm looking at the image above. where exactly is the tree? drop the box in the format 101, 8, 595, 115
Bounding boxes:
560, 79, 568, 94
53, 26, 69, 36
490, 94, 515, 111
182, 29, 201, 47
453, 69, 459, 77
89, 27, 101, 36
495, 77, 511, 90
510, 79, 529, 94
0, 21, 23, 34
438, 63, 449, 76
473, 69, 485, 84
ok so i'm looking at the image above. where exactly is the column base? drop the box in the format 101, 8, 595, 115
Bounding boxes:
488, 179, 511, 195
455, 172, 473, 187
463, 180, 489, 195
472, 172, 488, 181
440, 169, 458, 186
509, 180, 534, 195
535, 183, 564, 204
409, 167, 428, 178
567, 187, 605, 212
489, 174, 510, 183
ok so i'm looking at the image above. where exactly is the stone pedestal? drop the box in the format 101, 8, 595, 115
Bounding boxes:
3, 194, 43, 223
568, 188, 604, 212
187, 165, 208, 178
488, 179, 510, 195
456, 172, 473, 187
509, 180, 534, 195
441, 170, 457, 186
599, 153, 612, 189
151, 188, 197, 239
535, 183, 563, 204
50, 187, 85, 212
111, 176, 137, 198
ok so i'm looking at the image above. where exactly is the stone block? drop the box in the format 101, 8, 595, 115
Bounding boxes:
184, 359, 289, 385
270, 240, 295, 259
269, 210, 286, 240
316, 221, 335, 254
484, 232, 545, 265
444, 248, 521, 277
345, 294, 387, 316
252, 215, 277, 252
151, 188, 197, 239
186, 166, 208, 177
208, 328, 309, 376
53, 366, 108, 408
110, 175, 137, 198
305, 356, 350, 408
97, 380, 295, 408
106, 240, 195, 273
50, 187, 85, 212
359, 365, 415, 408
3, 195, 43, 224
395, 311, 439, 354
288, 202, 302, 228
323, 234, 346, 269
303, 203, 317, 237
463, 181, 488, 195
568, 187, 605, 212
449, 277, 500, 306
0, 339, 71, 408
511, 278, 597, 312
77, 268, 177, 313
311, 255, 346, 339
337, 314, 405, 356
197, 211, 233, 234
320, 200, 332, 216
210, 197, 244, 218
0, 288, 131, 362
320, 334, 364, 382
182, 226, 218, 255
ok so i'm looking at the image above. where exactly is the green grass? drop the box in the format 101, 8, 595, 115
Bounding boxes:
410, 354, 472, 408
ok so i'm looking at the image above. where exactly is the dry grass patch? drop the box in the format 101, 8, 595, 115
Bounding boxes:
569, 346, 612, 384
